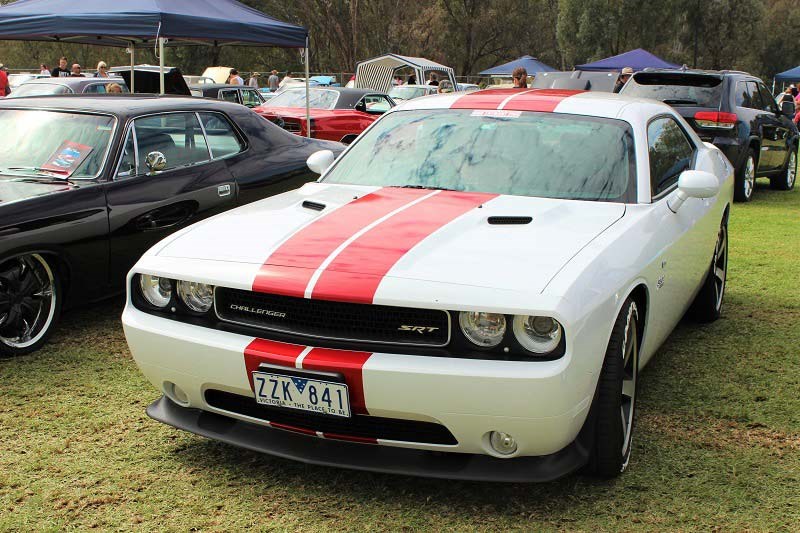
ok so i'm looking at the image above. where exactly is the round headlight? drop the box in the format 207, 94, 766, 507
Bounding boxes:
139, 274, 172, 308
177, 280, 214, 313
459, 311, 506, 347
513, 315, 563, 354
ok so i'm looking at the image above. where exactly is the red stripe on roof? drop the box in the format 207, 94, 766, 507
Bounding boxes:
310, 191, 497, 304
450, 88, 521, 109
243, 338, 306, 390
252, 187, 431, 297
301, 347, 373, 415
501, 89, 583, 112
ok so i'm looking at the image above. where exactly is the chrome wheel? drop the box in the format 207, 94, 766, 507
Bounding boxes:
787, 151, 797, 189
620, 303, 638, 468
744, 156, 755, 200
0, 254, 57, 350
713, 225, 728, 312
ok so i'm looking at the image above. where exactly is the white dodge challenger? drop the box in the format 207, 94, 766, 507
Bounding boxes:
123, 89, 733, 481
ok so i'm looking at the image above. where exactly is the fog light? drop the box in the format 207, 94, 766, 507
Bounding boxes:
489, 431, 518, 455
164, 382, 189, 406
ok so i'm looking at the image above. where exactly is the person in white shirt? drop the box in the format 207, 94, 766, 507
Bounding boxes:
248, 72, 260, 88
227, 68, 244, 85
40, 64, 51, 76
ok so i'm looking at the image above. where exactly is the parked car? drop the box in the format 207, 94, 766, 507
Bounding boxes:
7, 73, 49, 90
184, 75, 216, 86
190, 83, 266, 108
0, 96, 343, 356
388, 84, 438, 102
123, 89, 733, 481
9, 77, 129, 97
254, 87, 396, 144
621, 69, 798, 201
456, 83, 481, 93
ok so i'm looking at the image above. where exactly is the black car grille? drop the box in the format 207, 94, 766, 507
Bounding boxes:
269, 117, 301, 133
215, 288, 450, 347
205, 389, 458, 445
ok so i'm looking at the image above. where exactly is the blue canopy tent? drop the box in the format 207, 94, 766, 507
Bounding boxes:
577, 48, 680, 72
479, 55, 557, 76
0, 0, 313, 134
775, 66, 800, 82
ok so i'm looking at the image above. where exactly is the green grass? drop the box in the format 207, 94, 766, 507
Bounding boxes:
1, 180, 798, 532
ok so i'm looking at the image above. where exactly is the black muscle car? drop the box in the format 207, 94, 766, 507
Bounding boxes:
0, 95, 343, 356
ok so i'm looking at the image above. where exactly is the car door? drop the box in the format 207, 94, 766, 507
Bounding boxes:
218, 89, 242, 106
644, 115, 715, 345
756, 82, 791, 171
239, 88, 265, 109
104, 111, 237, 283
744, 81, 781, 171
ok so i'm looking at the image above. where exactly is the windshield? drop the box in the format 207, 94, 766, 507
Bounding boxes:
10, 83, 72, 98
266, 89, 339, 109
389, 87, 427, 101
323, 109, 636, 202
622, 74, 723, 107
0, 110, 116, 178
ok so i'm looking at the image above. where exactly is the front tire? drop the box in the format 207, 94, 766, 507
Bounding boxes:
0, 254, 61, 357
734, 148, 756, 202
770, 146, 797, 191
688, 219, 728, 323
589, 297, 639, 478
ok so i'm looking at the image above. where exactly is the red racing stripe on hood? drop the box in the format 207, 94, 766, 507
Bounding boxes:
252, 187, 432, 297
244, 338, 307, 389
310, 190, 497, 304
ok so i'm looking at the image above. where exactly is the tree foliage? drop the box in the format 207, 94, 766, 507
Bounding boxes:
0, 0, 797, 80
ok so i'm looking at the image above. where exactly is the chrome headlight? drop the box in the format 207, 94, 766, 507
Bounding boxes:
459, 311, 506, 347
139, 274, 172, 308
513, 315, 563, 354
177, 280, 214, 313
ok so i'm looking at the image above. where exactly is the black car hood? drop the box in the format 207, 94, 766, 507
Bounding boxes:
0, 178, 76, 206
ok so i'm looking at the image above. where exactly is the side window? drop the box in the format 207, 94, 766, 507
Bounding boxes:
199, 112, 245, 159
219, 90, 240, 104
747, 82, 764, 110
131, 113, 210, 173
648, 117, 695, 197
84, 83, 107, 94
116, 126, 138, 178
240, 89, 263, 108
360, 94, 392, 114
757, 83, 778, 113
735, 81, 752, 108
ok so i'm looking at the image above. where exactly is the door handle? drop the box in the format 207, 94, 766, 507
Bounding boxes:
133, 201, 197, 231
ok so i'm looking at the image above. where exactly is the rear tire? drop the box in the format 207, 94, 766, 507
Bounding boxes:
0, 254, 61, 357
770, 146, 797, 191
734, 148, 756, 202
688, 219, 728, 323
589, 297, 639, 478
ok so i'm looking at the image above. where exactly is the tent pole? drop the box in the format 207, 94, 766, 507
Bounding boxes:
305, 36, 311, 138
129, 42, 135, 93
159, 37, 165, 95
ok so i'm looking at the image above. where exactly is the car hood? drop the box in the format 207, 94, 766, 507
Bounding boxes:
156, 183, 626, 293
0, 178, 75, 206
254, 106, 346, 120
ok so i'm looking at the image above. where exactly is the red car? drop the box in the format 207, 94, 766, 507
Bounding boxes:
254, 87, 396, 144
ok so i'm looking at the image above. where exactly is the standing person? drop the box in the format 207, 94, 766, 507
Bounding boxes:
40, 64, 51, 76
227, 69, 244, 85
776, 86, 795, 105
248, 72, 260, 88
614, 67, 633, 93
427, 72, 439, 86
267, 69, 280, 92
0, 65, 10, 97
512, 67, 528, 88
70, 64, 85, 77
95, 61, 110, 78
51, 57, 70, 77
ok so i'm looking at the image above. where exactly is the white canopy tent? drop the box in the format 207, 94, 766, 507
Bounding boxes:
355, 54, 457, 93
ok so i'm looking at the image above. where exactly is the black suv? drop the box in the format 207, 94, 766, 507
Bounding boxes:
621, 69, 798, 201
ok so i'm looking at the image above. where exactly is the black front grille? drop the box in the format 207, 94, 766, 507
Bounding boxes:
215, 288, 450, 346
205, 389, 458, 445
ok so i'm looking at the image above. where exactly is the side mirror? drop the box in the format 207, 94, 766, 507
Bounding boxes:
306, 149, 335, 175
668, 170, 720, 213
145, 151, 167, 174
781, 100, 796, 117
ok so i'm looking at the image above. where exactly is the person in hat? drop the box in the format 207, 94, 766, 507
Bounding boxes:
0, 64, 10, 97
248, 72, 260, 88
614, 67, 634, 93
512, 66, 528, 88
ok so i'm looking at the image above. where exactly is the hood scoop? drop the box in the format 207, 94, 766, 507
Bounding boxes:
302, 200, 326, 212
487, 216, 532, 225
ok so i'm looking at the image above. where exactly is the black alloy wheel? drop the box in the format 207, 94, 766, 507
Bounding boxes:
590, 297, 639, 477
689, 220, 728, 323
770, 147, 797, 191
0, 254, 61, 357
734, 149, 756, 202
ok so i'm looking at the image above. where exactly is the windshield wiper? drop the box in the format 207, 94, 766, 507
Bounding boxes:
394, 184, 458, 191
3, 166, 70, 177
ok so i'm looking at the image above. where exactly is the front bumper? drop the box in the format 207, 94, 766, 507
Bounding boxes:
148, 395, 592, 482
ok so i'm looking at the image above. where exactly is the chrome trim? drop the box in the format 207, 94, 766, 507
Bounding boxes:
212, 287, 452, 348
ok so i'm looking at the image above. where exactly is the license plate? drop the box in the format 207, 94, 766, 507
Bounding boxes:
252, 371, 351, 418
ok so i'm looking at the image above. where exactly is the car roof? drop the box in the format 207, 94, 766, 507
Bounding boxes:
275, 86, 390, 108
391, 84, 436, 89
396, 88, 672, 120
0, 94, 250, 116
636, 68, 757, 79
19, 77, 127, 89
191, 83, 256, 90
